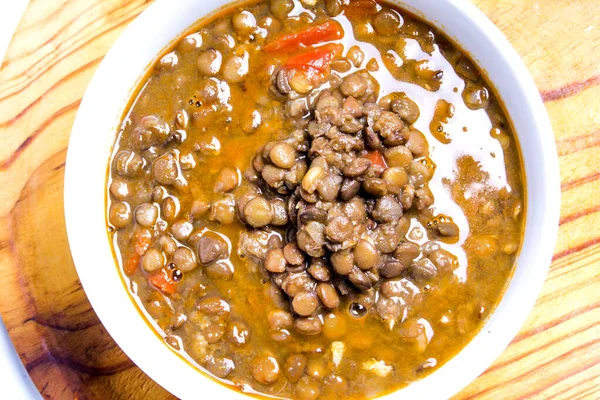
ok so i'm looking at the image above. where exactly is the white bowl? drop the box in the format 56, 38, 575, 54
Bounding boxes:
64, 0, 560, 398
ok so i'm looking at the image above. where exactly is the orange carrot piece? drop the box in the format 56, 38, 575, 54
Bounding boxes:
283, 44, 343, 81
148, 270, 176, 295
264, 21, 344, 53
124, 253, 140, 276
134, 228, 152, 255
365, 150, 387, 173
124, 229, 151, 275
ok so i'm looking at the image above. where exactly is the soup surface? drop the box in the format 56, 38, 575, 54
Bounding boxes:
106, 0, 524, 398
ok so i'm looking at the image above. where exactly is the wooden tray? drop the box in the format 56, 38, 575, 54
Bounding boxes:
0, 0, 599, 398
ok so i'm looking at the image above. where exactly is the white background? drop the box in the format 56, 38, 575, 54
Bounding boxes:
1, 1, 42, 399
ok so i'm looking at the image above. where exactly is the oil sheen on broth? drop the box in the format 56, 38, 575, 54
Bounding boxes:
106, 0, 524, 398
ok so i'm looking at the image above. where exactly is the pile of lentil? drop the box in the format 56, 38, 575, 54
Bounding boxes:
228, 69, 460, 335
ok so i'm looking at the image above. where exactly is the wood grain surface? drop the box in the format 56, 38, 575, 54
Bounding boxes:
0, 0, 598, 398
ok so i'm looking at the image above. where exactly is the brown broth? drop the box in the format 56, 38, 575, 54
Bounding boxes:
106, 0, 525, 398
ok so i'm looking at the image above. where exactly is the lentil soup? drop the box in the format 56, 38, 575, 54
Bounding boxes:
106, 0, 525, 398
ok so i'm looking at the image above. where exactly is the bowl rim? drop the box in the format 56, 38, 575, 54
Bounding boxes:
64, 0, 560, 399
